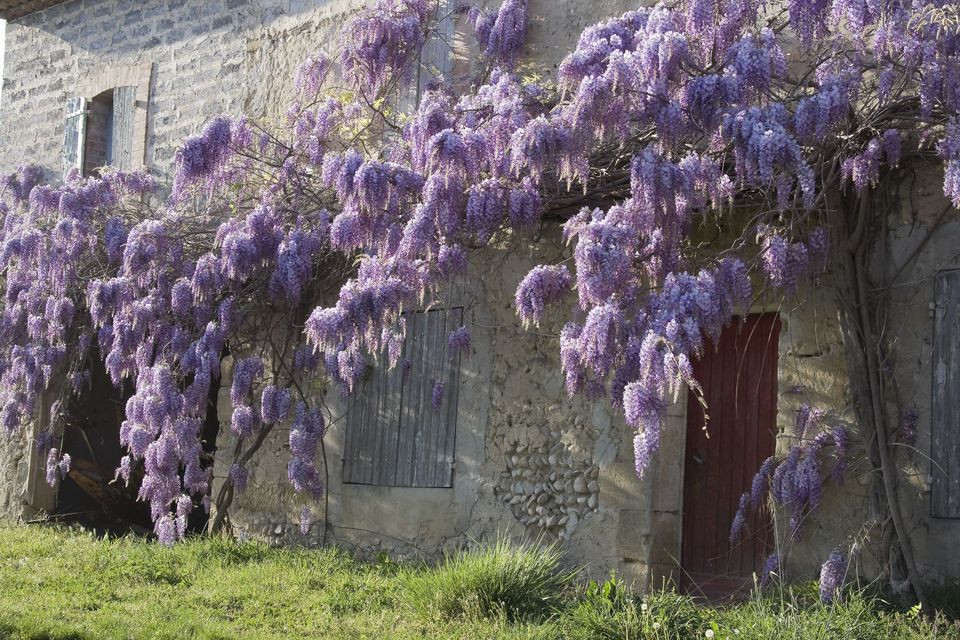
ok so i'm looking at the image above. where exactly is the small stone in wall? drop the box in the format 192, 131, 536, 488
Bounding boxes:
495, 439, 600, 539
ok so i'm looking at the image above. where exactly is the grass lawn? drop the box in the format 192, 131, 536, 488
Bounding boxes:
0, 525, 956, 640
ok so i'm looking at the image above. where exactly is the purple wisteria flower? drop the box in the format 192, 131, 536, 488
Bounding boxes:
515, 265, 572, 327
819, 550, 848, 603
299, 507, 312, 535
230, 464, 250, 493
471, 0, 527, 66
231, 357, 263, 406
447, 326, 471, 359
261, 385, 292, 425
45, 448, 71, 486
760, 553, 780, 587
431, 379, 445, 410
288, 403, 325, 498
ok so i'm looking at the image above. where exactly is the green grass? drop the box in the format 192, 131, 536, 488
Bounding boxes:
0, 525, 956, 640
402, 538, 574, 622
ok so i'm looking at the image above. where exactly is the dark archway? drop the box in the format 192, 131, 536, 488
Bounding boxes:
54, 351, 152, 535
53, 349, 224, 537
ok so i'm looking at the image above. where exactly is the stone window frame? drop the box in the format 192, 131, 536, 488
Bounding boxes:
72, 63, 153, 171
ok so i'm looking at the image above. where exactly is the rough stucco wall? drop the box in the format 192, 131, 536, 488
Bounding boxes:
766, 168, 960, 586
0, 421, 34, 521
772, 285, 873, 580
877, 173, 960, 582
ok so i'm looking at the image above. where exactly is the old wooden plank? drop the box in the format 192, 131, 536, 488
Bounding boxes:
425, 308, 447, 486
411, 309, 438, 486
395, 311, 423, 486
933, 271, 960, 518
437, 307, 464, 487
364, 350, 386, 485
344, 354, 377, 485
382, 331, 407, 487
112, 86, 136, 170
345, 365, 369, 484
414, 310, 435, 487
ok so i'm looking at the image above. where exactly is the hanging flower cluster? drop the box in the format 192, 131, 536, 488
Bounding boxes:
730, 404, 849, 543
468, 0, 528, 66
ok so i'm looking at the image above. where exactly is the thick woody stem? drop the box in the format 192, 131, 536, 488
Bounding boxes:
832, 188, 928, 609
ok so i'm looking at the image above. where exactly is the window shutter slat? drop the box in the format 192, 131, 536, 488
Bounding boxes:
395, 310, 428, 487
932, 270, 960, 518
62, 97, 87, 180
112, 86, 136, 170
343, 307, 463, 488
436, 307, 462, 487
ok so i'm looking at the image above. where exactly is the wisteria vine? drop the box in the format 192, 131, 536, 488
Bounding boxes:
1, 0, 958, 605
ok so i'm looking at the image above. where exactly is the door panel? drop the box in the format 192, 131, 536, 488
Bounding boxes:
681, 314, 780, 597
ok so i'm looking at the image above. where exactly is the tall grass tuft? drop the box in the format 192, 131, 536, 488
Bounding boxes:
402, 538, 575, 622
564, 573, 706, 639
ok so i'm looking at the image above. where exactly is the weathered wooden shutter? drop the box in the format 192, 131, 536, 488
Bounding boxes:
418, 0, 455, 94
343, 307, 464, 488
932, 270, 960, 518
395, 307, 463, 487
62, 97, 87, 179
342, 345, 406, 486
111, 86, 136, 170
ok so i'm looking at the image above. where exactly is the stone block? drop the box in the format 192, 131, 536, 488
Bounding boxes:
616, 509, 651, 558
647, 511, 681, 567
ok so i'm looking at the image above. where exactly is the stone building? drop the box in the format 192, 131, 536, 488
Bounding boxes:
0, 0, 958, 596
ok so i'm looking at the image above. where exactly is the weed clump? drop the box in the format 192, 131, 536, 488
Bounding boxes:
403, 538, 574, 622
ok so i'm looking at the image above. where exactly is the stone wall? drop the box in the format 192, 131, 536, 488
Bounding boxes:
0, 0, 366, 181
875, 173, 960, 582
211, 228, 665, 586
2, 0, 959, 590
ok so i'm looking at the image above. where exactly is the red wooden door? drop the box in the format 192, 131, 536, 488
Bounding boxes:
680, 313, 780, 599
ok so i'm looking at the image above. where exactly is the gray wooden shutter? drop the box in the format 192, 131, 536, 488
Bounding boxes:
343, 307, 463, 488
62, 97, 87, 179
342, 347, 405, 486
418, 0, 455, 94
932, 270, 960, 518
395, 307, 462, 487
394, 0, 455, 113
112, 86, 136, 170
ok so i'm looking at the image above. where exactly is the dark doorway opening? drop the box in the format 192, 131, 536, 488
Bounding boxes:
680, 313, 781, 601
54, 352, 151, 535
53, 354, 222, 537
187, 370, 222, 535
